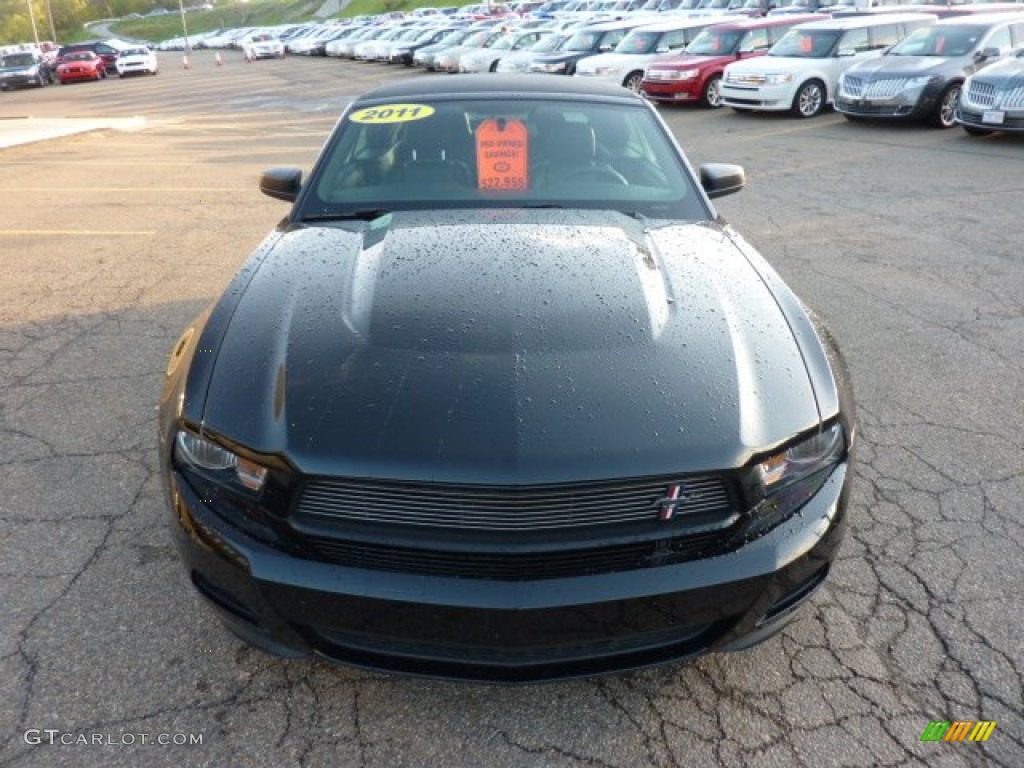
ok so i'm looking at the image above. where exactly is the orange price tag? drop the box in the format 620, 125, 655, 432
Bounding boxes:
475, 118, 529, 191
799, 36, 812, 53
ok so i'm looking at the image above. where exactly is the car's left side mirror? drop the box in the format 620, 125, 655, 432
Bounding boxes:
976, 47, 1000, 61
700, 163, 745, 199
260, 168, 302, 202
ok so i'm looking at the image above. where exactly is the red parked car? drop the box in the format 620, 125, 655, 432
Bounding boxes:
56, 51, 108, 84
641, 14, 824, 108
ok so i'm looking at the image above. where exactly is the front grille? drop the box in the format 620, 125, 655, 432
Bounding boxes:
842, 76, 863, 99
966, 80, 996, 109
1002, 85, 1024, 110
862, 77, 911, 100
839, 103, 904, 116
725, 73, 765, 86
296, 475, 735, 532
305, 528, 735, 580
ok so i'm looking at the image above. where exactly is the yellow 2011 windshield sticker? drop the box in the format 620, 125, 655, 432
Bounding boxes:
349, 104, 436, 124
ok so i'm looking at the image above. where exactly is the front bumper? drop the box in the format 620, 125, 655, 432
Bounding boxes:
956, 105, 1024, 134
641, 78, 702, 102
118, 63, 155, 75
834, 92, 935, 121
58, 70, 99, 82
0, 73, 42, 88
167, 464, 849, 682
720, 82, 796, 112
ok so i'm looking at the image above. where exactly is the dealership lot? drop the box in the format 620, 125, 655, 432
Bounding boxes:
1, 52, 1021, 767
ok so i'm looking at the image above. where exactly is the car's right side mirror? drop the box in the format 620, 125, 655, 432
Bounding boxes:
700, 163, 746, 199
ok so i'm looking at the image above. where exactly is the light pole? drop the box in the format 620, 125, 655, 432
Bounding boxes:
178, 0, 191, 53
44, 0, 56, 41
25, 0, 41, 47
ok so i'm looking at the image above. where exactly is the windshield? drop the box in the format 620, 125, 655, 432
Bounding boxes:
888, 25, 984, 57
530, 33, 568, 52
464, 30, 494, 46
685, 28, 743, 55
615, 30, 662, 55
769, 29, 839, 58
66, 53, 93, 61
123, 48, 149, 56
2, 53, 36, 66
565, 30, 603, 52
439, 29, 472, 45
495, 34, 525, 50
305, 98, 704, 221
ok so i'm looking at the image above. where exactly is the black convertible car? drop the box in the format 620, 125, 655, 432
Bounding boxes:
159, 76, 855, 682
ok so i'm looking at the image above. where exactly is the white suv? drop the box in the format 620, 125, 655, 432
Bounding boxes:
720, 13, 936, 117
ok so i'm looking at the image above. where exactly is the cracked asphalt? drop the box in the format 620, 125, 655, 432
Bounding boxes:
0, 51, 1021, 767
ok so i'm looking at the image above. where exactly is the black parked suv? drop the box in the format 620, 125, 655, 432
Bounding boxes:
56, 41, 120, 74
835, 12, 1024, 127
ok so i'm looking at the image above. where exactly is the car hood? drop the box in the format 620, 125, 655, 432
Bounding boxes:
648, 53, 731, 71
729, 54, 835, 74
847, 54, 964, 78
973, 56, 1024, 84
577, 51, 655, 70
200, 209, 822, 483
533, 50, 595, 63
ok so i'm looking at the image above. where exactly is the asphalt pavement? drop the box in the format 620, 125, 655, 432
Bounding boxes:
0, 50, 1021, 768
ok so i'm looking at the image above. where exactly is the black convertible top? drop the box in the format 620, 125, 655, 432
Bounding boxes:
353, 74, 646, 104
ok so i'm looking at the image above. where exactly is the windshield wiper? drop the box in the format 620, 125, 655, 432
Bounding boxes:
300, 209, 391, 222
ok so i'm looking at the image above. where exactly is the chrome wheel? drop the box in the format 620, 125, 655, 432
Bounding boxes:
934, 85, 961, 129
794, 81, 824, 118
703, 75, 722, 109
624, 71, 643, 93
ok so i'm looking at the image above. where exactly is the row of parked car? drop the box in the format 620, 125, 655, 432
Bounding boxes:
0, 40, 159, 89
290, 2, 1024, 134
5, 2, 1023, 137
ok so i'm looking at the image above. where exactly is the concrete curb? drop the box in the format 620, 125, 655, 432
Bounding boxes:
0, 116, 147, 148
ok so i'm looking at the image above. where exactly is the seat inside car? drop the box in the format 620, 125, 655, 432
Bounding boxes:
397, 108, 474, 188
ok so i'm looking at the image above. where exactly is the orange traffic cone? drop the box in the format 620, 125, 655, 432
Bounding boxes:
215, 52, 223, 67
183, 55, 190, 70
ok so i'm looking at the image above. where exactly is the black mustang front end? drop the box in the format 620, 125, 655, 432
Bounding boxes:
160, 76, 854, 681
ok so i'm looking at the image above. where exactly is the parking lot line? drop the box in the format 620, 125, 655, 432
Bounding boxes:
0, 229, 155, 236
0, 187, 241, 192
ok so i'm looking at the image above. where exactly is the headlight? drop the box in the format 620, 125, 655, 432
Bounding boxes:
533, 61, 567, 73
175, 430, 268, 492
744, 423, 846, 536
593, 66, 617, 77
672, 68, 699, 81
27, 65, 39, 75
900, 75, 936, 95
764, 73, 792, 86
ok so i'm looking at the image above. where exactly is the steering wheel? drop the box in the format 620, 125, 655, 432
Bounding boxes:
562, 166, 630, 186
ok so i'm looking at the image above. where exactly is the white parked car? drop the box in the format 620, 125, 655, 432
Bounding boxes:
574, 17, 715, 90
115, 46, 159, 76
496, 31, 572, 73
241, 33, 286, 60
719, 13, 936, 117
459, 29, 552, 73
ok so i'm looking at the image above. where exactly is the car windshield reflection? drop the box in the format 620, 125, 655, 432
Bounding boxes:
304, 98, 701, 221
